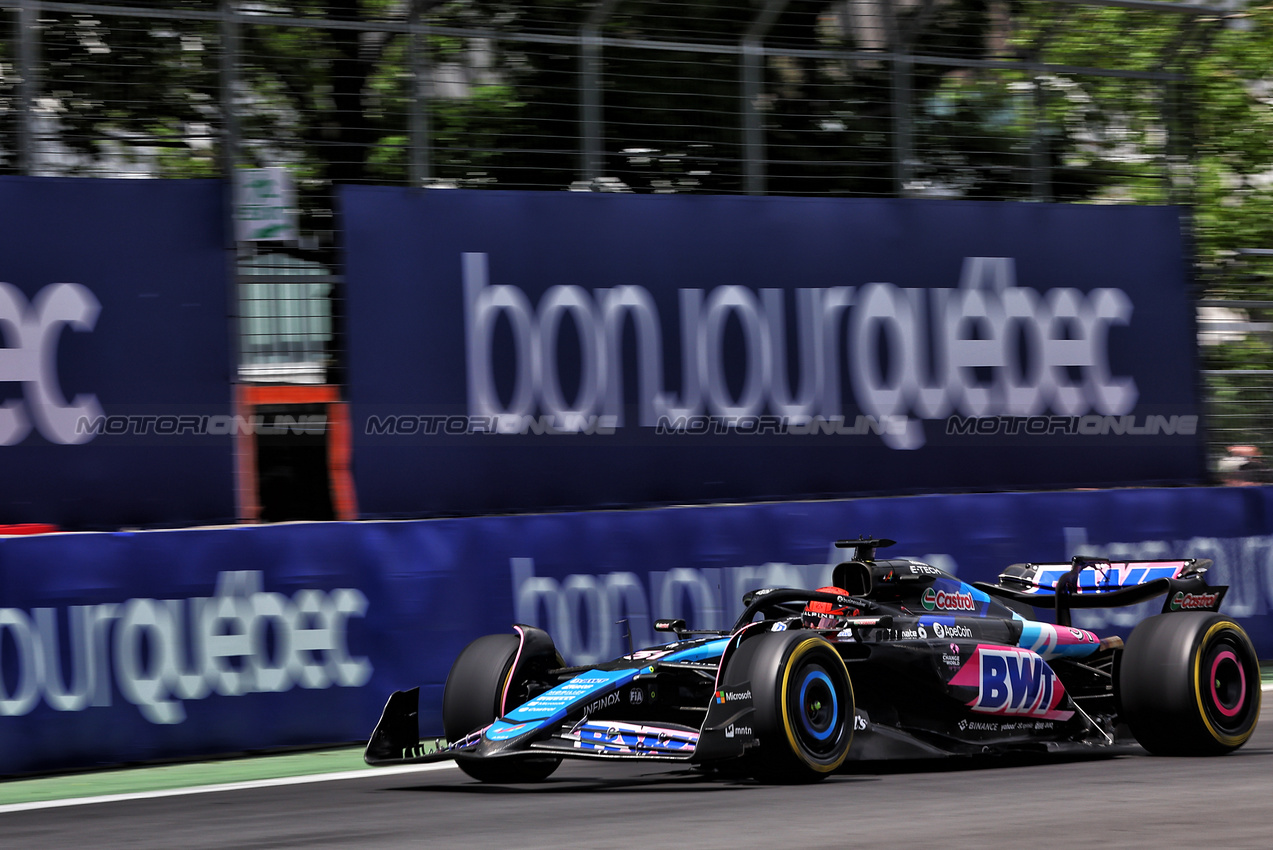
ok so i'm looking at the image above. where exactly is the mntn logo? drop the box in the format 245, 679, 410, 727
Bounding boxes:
969, 648, 1073, 721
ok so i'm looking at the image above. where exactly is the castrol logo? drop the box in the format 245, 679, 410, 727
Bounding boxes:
921, 587, 977, 612
1170, 591, 1220, 611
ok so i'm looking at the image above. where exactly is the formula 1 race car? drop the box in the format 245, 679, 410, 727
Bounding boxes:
365, 538, 1260, 783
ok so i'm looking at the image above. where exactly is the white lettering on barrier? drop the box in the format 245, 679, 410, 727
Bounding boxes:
35, 605, 91, 712
464, 254, 1139, 450
0, 608, 41, 716
0, 571, 370, 724
0, 282, 102, 445
510, 551, 958, 666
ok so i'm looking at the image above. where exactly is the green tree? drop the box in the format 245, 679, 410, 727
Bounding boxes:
11, 0, 1273, 238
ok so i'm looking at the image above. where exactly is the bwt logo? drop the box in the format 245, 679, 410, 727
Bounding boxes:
0, 282, 101, 445
962, 647, 1074, 721
462, 253, 1138, 450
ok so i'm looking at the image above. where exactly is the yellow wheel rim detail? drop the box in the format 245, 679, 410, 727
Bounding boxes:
778, 638, 854, 773
1193, 620, 1260, 748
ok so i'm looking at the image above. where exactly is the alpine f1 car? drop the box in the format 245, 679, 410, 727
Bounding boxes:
365, 538, 1261, 783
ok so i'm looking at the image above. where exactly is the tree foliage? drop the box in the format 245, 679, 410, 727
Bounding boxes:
5, 0, 1273, 279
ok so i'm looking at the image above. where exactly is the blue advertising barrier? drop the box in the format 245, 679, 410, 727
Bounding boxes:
343, 188, 1205, 518
2, 485, 1273, 776
0, 177, 234, 528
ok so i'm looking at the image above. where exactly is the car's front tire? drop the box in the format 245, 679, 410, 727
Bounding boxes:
442, 632, 563, 782
727, 631, 855, 782
1119, 612, 1260, 756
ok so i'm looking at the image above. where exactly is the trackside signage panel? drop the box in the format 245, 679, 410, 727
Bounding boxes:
342, 187, 1203, 518
0, 177, 234, 528
2, 485, 1272, 776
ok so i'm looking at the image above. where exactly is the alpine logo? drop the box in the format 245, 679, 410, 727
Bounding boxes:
921, 587, 977, 612
1170, 591, 1221, 611
948, 646, 1074, 721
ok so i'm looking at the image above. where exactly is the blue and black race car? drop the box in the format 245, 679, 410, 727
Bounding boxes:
365, 538, 1260, 783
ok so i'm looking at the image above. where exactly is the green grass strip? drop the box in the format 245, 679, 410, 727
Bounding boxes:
0, 745, 372, 806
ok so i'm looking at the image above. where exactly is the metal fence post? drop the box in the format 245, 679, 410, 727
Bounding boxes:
1027, 19, 1059, 202
885, 1, 916, 196
1031, 79, 1051, 201
409, 1, 431, 187
741, 0, 788, 196
17, 0, 39, 174
1160, 17, 1215, 208
220, 0, 241, 185
580, 0, 620, 184
220, 0, 243, 387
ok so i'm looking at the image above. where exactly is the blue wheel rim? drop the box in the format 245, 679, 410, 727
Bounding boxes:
798, 669, 837, 741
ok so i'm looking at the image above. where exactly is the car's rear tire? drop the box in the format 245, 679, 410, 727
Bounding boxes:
728, 631, 854, 783
442, 632, 563, 782
1119, 612, 1260, 756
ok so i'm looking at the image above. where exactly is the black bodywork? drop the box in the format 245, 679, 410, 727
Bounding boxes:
366, 537, 1257, 778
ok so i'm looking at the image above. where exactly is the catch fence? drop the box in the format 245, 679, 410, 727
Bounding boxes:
0, 0, 1254, 481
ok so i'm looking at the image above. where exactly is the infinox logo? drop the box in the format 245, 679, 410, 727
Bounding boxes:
582, 692, 621, 716
0, 282, 102, 445
921, 587, 977, 612
1170, 591, 1221, 611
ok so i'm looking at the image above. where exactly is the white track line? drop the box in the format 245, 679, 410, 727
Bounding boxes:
0, 761, 458, 815
7, 683, 1273, 814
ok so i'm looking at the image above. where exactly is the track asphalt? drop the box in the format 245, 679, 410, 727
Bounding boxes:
4, 665, 1272, 810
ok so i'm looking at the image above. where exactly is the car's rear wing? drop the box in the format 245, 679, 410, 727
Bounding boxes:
974, 557, 1225, 626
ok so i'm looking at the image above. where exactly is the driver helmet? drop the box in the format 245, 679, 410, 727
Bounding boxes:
802, 586, 854, 630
